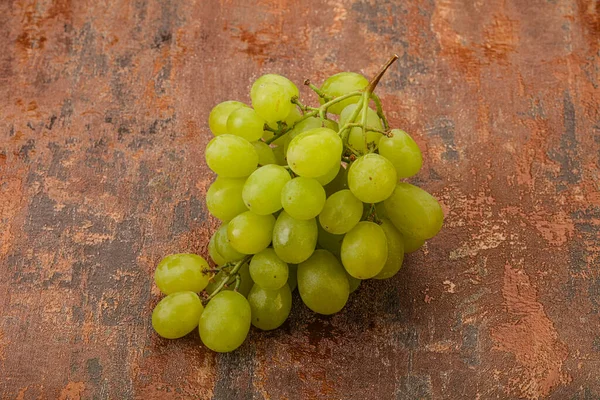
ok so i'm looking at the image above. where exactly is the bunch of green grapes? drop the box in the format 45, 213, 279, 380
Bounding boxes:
150, 56, 444, 352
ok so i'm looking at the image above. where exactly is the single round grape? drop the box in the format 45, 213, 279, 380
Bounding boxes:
374, 219, 405, 279
249, 248, 289, 290
225, 107, 266, 142
205, 262, 254, 297
314, 162, 340, 186
341, 221, 388, 279
340, 104, 384, 153
281, 177, 326, 220
346, 273, 361, 293
272, 211, 318, 264
208, 101, 247, 136
252, 141, 276, 166
316, 223, 344, 257
199, 291, 251, 353
248, 284, 292, 331
206, 177, 247, 221
154, 254, 211, 295
251, 81, 294, 123
384, 183, 444, 240
208, 232, 227, 265
227, 211, 275, 254
242, 165, 291, 215
403, 234, 426, 253
251, 74, 299, 98
288, 116, 339, 141
205, 134, 258, 178
318, 189, 362, 234
379, 129, 423, 178
287, 264, 298, 291
297, 250, 349, 315
324, 166, 348, 197
319, 72, 369, 114
214, 224, 245, 263
347, 153, 397, 203
272, 144, 287, 166
152, 291, 204, 339
287, 128, 343, 178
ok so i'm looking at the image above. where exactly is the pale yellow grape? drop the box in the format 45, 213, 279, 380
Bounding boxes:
214, 224, 245, 263
205, 134, 258, 178
252, 141, 277, 165
227, 211, 275, 254
154, 253, 211, 295
199, 291, 251, 352
226, 107, 265, 142
152, 291, 204, 339
347, 153, 397, 203
287, 128, 343, 178
248, 284, 292, 330
272, 211, 318, 264
242, 165, 291, 215
281, 177, 326, 220
318, 189, 362, 234
208, 101, 247, 136
206, 177, 247, 221
341, 221, 388, 279
319, 72, 369, 114
379, 129, 423, 178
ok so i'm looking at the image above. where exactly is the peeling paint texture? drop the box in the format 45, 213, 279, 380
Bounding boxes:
1, 0, 599, 399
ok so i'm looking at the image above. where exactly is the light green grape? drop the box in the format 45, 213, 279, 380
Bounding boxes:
205, 262, 254, 297
287, 264, 298, 291
319, 72, 369, 114
318, 189, 362, 234
206, 177, 247, 221
249, 248, 289, 290
284, 106, 303, 127
281, 177, 326, 220
272, 144, 287, 166
314, 162, 340, 186
225, 107, 266, 142
379, 129, 423, 178
199, 291, 251, 352
227, 211, 275, 254
248, 284, 292, 330
340, 104, 384, 153
347, 153, 397, 203
208, 232, 227, 265
272, 211, 318, 264
383, 183, 444, 240
403, 234, 425, 253
214, 224, 245, 263
152, 291, 204, 339
154, 254, 211, 295
251, 81, 294, 123
297, 249, 349, 315
208, 101, 247, 136
346, 273, 361, 293
252, 141, 277, 166
252, 74, 299, 98
324, 166, 348, 197
341, 221, 388, 279
316, 223, 344, 257
288, 116, 339, 141
374, 219, 405, 280
205, 134, 258, 178
242, 165, 291, 215
286, 128, 343, 178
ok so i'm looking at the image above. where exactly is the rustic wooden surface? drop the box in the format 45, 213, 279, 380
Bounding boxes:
1, 0, 599, 399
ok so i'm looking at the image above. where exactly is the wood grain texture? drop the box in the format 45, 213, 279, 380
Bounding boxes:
1, 0, 599, 398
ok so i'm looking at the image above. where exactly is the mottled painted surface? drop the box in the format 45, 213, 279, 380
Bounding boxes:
0, 0, 599, 399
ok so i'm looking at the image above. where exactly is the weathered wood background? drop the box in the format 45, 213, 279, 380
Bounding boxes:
1, 0, 599, 399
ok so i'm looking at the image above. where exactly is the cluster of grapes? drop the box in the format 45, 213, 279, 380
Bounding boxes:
151, 56, 444, 353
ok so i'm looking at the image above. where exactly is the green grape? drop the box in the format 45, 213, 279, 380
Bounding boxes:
297, 249, 349, 315
287, 264, 298, 291
314, 162, 340, 186
318, 189, 362, 234
249, 248, 289, 290
199, 291, 251, 352
262, 129, 275, 142
316, 223, 344, 257
251, 74, 299, 98
324, 165, 348, 197
205, 262, 254, 297
379, 129, 423, 178
383, 183, 444, 240
341, 221, 388, 279
346, 272, 361, 293
248, 284, 292, 330
272, 144, 287, 166
206, 177, 247, 221
281, 177, 326, 220
252, 141, 277, 166
319, 72, 369, 114
152, 291, 204, 339
251, 81, 294, 123
271, 132, 289, 147
227, 211, 275, 254
225, 107, 266, 142
403, 234, 425, 253
347, 153, 397, 203
154, 254, 211, 295
242, 165, 291, 215
208, 101, 247, 136
208, 232, 227, 265
205, 134, 258, 178
288, 116, 338, 141
284, 106, 303, 127
287, 128, 343, 178
374, 219, 405, 279
272, 210, 318, 264
214, 224, 245, 263
340, 104, 384, 153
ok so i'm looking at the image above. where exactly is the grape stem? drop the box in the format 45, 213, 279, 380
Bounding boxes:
371, 93, 390, 131
233, 274, 242, 291
366, 54, 399, 94
204, 255, 251, 302
343, 123, 387, 135
292, 97, 318, 113
366, 203, 382, 224
304, 79, 330, 100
